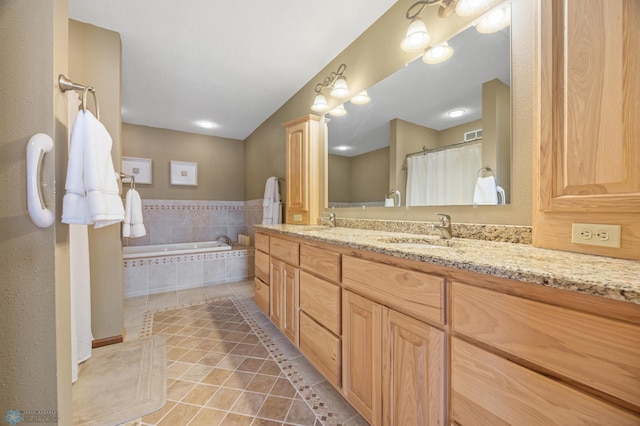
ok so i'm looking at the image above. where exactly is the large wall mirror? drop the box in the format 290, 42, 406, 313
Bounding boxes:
327, 19, 511, 208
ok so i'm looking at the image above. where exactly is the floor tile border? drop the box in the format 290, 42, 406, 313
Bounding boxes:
140, 296, 344, 425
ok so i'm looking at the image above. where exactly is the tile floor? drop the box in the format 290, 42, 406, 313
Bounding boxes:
121, 280, 367, 426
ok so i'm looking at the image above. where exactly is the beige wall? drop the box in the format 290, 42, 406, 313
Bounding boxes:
245, 0, 533, 226
123, 123, 244, 201
0, 0, 72, 422
482, 78, 511, 200
438, 119, 483, 147
69, 19, 124, 341
329, 148, 390, 203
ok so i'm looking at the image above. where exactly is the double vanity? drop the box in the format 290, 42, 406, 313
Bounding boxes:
254, 223, 640, 425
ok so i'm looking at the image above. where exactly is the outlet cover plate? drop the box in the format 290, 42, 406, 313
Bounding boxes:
571, 223, 621, 248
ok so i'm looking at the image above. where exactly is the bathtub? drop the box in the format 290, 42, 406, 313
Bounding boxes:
123, 240, 232, 259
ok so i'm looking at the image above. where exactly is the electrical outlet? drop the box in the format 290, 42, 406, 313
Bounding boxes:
571, 223, 621, 248
293, 214, 303, 222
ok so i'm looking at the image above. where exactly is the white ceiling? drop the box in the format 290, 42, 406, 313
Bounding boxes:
68, 0, 397, 140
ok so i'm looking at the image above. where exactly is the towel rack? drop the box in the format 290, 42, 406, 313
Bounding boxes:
120, 172, 136, 189
477, 166, 495, 178
58, 74, 100, 120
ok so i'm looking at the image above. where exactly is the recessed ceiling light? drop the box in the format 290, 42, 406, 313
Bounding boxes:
197, 120, 217, 129
334, 146, 351, 151
448, 109, 465, 118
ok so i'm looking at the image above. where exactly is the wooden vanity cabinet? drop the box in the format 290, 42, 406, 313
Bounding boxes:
450, 281, 640, 424
535, 0, 640, 259
268, 236, 300, 345
283, 114, 326, 225
254, 233, 270, 315
298, 244, 342, 388
342, 256, 446, 426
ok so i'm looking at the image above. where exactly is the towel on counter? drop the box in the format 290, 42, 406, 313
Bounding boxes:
473, 175, 499, 205
262, 176, 281, 225
122, 188, 146, 238
62, 110, 125, 228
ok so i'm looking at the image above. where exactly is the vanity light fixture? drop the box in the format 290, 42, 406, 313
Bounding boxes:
328, 104, 348, 117
400, 1, 435, 53
423, 42, 454, 64
350, 90, 371, 105
456, 0, 500, 17
311, 63, 350, 113
475, 3, 511, 34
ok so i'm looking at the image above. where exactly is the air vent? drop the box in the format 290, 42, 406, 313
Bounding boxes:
464, 129, 483, 142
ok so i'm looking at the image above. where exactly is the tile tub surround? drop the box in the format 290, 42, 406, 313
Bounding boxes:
124, 200, 248, 247
123, 248, 255, 298
257, 225, 640, 304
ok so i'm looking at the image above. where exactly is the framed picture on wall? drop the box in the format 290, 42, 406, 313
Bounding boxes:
121, 156, 152, 184
170, 160, 198, 186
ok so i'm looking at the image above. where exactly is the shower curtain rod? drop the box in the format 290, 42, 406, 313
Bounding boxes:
404, 139, 482, 159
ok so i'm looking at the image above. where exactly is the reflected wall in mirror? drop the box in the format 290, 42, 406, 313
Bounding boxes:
327, 21, 511, 208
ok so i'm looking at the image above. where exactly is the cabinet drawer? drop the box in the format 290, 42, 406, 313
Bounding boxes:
254, 277, 269, 316
451, 338, 639, 425
270, 237, 299, 265
342, 256, 445, 325
255, 250, 270, 283
299, 311, 341, 388
300, 244, 341, 283
299, 271, 340, 335
255, 233, 269, 253
451, 282, 640, 410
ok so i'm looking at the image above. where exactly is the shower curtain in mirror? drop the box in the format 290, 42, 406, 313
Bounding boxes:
406, 142, 482, 206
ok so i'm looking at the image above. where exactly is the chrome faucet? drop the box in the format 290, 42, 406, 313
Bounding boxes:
386, 189, 401, 207
215, 235, 232, 245
429, 213, 452, 239
319, 212, 336, 228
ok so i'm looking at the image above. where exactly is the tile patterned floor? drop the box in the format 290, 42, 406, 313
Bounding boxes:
120, 281, 367, 426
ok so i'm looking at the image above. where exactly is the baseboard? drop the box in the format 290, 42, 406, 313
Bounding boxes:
92, 334, 124, 348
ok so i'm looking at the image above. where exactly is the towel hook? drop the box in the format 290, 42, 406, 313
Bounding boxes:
82, 87, 100, 120
59, 74, 101, 120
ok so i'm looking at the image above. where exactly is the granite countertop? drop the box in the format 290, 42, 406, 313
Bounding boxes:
256, 224, 640, 305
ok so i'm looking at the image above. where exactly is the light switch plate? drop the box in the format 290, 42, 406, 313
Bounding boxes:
571, 223, 621, 248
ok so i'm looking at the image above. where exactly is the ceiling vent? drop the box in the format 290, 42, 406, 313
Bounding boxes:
464, 129, 483, 142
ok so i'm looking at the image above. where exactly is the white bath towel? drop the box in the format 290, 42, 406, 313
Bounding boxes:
66, 91, 93, 384
262, 176, 281, 224
62, 110, 125, 228
123, 188, 147, 238
473, 175, 499, 205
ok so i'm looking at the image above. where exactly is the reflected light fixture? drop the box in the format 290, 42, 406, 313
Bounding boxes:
350, 90, 371, 105
311, 63, 350, 113
475, 3, 511, 34
197, 120, 216, 129
423, 42, 454, 64
328, 104, 348, 117
448, 109, 465, 118
456, 0, 500, 17
400, 1, 433, 53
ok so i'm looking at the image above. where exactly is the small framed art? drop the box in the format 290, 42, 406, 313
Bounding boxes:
170, 160, 198, 186
121, 156, 152, 184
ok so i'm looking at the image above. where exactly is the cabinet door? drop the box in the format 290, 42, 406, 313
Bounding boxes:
383, 308, 445, 426
536, 0, 640, 258
342, 290, 382, 425
269, 258, 284, 328
282, 263, 299, 345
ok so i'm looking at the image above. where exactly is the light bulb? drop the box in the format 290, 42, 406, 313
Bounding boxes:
475, 5, 511, 34
423, 42, 454, 64
350, 90, 371, 105
328, 104, 348, 117
456, 0, 496, 17
310, 94, 329, 113
330, 77, 350, 99
400, 17, 431, 53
